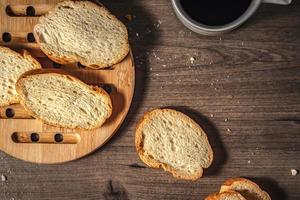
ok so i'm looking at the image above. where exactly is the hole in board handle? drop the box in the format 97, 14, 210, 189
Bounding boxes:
30, 133, 39, 142
54, 133, 63, 143
2, 32, 12, 42
5, 108, 15, 118
27, 33, 35, 42
26, 6, 35, 16
5, 5, 14, 16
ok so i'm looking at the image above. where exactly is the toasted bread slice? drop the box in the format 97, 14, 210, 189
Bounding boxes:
0, 46, 41, 107
220, 178, 271, 200
205, 191, 247, 200
16, 71, 112, 129
34, 0, 129, 69
135, 109, 213, 180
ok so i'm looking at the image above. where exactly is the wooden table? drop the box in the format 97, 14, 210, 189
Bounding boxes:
1, 0, 300, 199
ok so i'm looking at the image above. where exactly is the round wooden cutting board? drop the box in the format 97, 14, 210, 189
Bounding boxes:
0, 0, 135, 163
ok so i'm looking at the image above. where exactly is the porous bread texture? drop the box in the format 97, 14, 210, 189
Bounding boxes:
0, 46, 41, 107
33, 0, 129, 69
220, 178, 271, 200
16, 72, 112, 130
205, 191, 247, 200
135, 109, 213, 180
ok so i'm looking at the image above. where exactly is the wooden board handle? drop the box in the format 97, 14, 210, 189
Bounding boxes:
11, 132, 81, 144
6, 4, 54, 16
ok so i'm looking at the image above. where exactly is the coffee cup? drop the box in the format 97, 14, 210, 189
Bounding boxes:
171, 0, 292, 36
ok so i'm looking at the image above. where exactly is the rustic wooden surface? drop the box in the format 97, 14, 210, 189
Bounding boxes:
1, 0, 300, 199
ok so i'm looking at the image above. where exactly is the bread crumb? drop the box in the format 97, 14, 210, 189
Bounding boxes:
247, 160, 251, 164
227, 128, 231, 132
210, 114, 214, 118
136, 33, 139, 37
1, 174, 7, 182
155, 20, 162, 28
224, 118, 228, 122
153, 52, 161, 60
124, 14, 133, 21
190, 57, 195, 64
162, 64, 166, 68
291, 169, 298, 176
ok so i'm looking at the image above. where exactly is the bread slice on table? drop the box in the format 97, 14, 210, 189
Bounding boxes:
135, 109, 213, 180
205, 191, 247, 200
0, 46, 41, 107
33, 0, 129, 69
220, 178, 271, 200
16, 70, 112, 130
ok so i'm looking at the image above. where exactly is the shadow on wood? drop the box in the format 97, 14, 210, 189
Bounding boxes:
164, 106, 227, 176
103, 179, 128, 200
249, 177, 287, 200
96, 0, 158, 147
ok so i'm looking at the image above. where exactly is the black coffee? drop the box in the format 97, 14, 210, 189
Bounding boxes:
180, 0, 252, 26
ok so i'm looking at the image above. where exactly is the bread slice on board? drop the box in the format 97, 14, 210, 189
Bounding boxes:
220, 178, 271, 200
33, 0, 129, 69
135, 109, 213, 180
16, 70, 112, 130
0, 46, 41, 107
205, 191, 247, 200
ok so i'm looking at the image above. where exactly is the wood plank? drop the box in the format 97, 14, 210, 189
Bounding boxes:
0, 0, 300, 200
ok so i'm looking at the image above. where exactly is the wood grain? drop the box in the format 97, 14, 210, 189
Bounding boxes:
1, 0, 300, 200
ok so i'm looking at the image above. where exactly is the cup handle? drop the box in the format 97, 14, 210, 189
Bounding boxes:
262, 0, 292, 5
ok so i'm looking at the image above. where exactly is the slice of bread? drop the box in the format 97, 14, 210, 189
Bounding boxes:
0, 46, 41, 107
205, 191, 247, 200
135, 109, 213, 180
220, 178, 271, 200
16, 70, 112, 130
33, 0, 129, 69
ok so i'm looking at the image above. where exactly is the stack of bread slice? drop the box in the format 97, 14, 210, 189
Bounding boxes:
0, 0, 129, 130
205, 178, 271, 200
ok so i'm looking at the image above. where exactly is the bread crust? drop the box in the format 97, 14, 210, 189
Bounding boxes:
205, 191, 247, 200
220, 178, 271, 200
135, 108, 213, 181
0, 46, 41, 107
33, 0, 129, 69
16, 69, 112, 130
